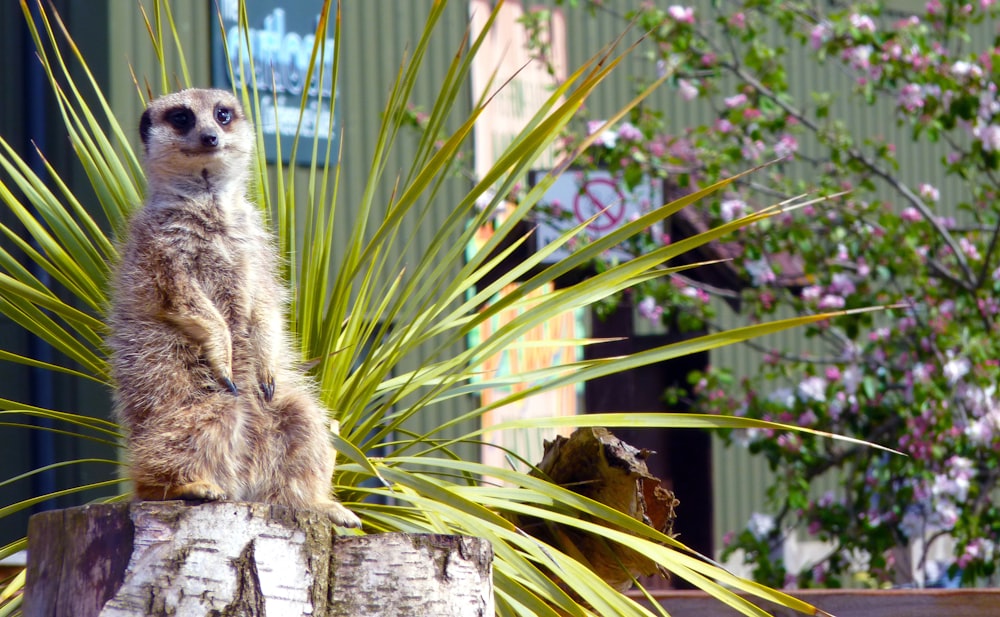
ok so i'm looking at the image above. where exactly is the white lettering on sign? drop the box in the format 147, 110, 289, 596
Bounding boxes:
226, 8, 335, 98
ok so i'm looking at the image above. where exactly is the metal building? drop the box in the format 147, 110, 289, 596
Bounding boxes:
0, 0, 973, 573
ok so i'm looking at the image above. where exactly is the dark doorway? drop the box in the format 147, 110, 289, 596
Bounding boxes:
584, 298, 713, 589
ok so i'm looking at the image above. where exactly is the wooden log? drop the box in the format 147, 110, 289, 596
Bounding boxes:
24, 502, 493, 617
507, 427, 678, 591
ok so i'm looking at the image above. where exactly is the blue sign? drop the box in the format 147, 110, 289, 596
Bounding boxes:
211, 0, 340, 165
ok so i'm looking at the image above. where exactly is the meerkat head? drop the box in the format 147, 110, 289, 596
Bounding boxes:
139, 88, 254, 194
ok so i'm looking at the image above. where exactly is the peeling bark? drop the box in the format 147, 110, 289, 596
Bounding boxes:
511, 427, 679, 591
25, 502, 492, 617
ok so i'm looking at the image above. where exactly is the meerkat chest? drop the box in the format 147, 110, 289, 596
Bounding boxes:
158, 199, 266, 319
196, 228, 262, 317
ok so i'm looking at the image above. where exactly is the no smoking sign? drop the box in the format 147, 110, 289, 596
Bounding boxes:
530, 169, 664, 264
573, 177, 627, 232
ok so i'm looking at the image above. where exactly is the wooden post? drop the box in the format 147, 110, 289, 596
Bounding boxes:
24, 502, 493, 617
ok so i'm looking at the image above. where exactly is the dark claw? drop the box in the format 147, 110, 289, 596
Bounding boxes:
223, 377, 239, 396
261, 379, 275, 402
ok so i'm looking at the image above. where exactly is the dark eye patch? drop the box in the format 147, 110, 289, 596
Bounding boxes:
215, 106, 233, 126
165, 107, 194, 132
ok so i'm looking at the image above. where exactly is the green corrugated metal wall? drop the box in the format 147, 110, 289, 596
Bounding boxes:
0, 0, 126, 548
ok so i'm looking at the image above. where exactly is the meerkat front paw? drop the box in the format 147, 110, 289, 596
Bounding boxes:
205, 328, 238, 395
167, 480, 228, 501
314, 499, 362, 528
258, 368, 275, 402
207, 358, 237, 395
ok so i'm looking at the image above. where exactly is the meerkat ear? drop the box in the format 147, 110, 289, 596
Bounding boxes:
139, 109, 153, 150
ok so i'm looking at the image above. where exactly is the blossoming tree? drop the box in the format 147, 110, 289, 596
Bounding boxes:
529, 0, 1000, 588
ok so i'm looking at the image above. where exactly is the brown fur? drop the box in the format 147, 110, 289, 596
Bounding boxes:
108, 88, 360, 528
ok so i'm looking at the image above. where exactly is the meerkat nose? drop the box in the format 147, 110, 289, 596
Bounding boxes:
201, 132, 219, 148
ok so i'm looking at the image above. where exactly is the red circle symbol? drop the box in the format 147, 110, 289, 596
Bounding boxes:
574, 178, 626, 232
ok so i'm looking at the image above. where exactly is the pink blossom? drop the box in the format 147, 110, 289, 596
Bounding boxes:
951, 60, 983, 80
844, 45, 873, 71
681, 286, 710, 303
729, 12, 746, 29
616, 121, 643, 141
830, 272, 856, 296
918, 183, 940, 201
667, 5, 695, 24
774, 134, 799, 159
960, 237, 981, 260
849, 13, 876, 33
725, 93, 748, 108
759, 291, 775, 310
638, 296, 663, 322
966, 417, 995, 445
956, 538, 994, 569
744, 258, 775, 285
976, 123, 1000, 152
901, 206, 922, 222
586, 120, 617, 148
911, 362, 932, 381
869, 327, 890, 341
714, 118, 734, 133
942, 351, 970, 385
678, 78, 699, 101
776, 433, 801, 453
741, 138, 766, 161
898, 83, 925, 112
720, 198, 748, 222
801, 285, 822, 302
798, 376, 828, 402
810, 22, 831, 51
980, 84, 1000, 119
747, 512, 775, 539
818, 294, 846, 309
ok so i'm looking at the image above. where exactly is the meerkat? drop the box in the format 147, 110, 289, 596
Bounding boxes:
108, 88, 360, 528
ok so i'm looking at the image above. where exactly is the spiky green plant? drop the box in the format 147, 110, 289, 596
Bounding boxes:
0, 1, 888, 615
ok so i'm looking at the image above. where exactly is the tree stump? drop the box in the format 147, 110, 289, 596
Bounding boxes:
24, 501, 493, 617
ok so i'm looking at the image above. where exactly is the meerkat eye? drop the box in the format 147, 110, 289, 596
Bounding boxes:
215, 107, 233, 126
166, 108, 194, 131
